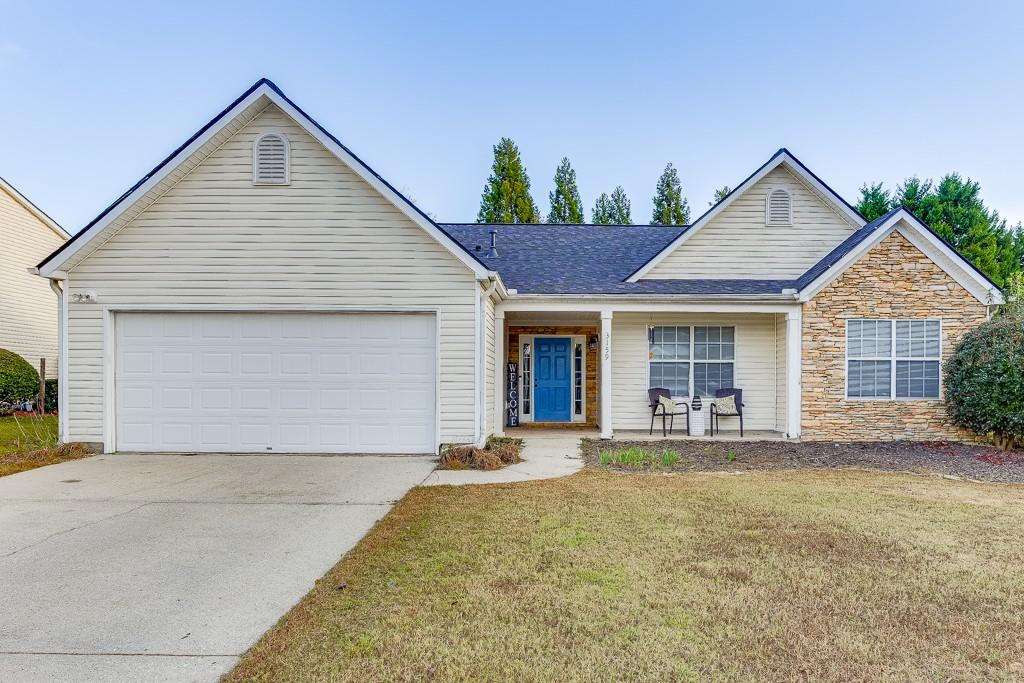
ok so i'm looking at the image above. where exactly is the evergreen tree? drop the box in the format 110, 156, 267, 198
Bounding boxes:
547, 157, 584, 223
592, 192, 614, 224
609, 186, 632, 224
856, 182, 893, 220
592, 186, 632, 224
862, 174, 1024, 287
651, 163, 690, 225
476, 137, 539, 223
894, 176, 933, 217
710, 185, 731, 207
916, 174, 1018, 286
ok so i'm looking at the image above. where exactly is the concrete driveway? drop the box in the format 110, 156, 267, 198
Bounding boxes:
0, 452, 436, 682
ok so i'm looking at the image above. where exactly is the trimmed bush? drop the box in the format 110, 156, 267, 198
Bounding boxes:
45, 378, 59, 412
0, 349, 39, 405
944, 314, 1024, 450
438, 437, 523, 470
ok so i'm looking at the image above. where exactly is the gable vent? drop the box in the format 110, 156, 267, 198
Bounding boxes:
765, 188, 792, 226
253, 132, 289, 185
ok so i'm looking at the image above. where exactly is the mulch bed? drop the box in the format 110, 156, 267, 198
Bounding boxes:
582, 438, 1024, 484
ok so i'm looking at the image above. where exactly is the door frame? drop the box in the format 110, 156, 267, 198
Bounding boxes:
102, 304, 442, 454
516, 333, 587, 424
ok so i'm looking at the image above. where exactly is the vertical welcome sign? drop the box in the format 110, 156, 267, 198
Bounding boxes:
506, 362, 519, 427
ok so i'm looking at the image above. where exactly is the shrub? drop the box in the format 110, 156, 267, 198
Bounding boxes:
0, 349, 39, 405
439, 445, 501, 471
944, 314, 1024, 450
438, 437, 524, 471
44, 378, 58, 412
485, 436, 523, 465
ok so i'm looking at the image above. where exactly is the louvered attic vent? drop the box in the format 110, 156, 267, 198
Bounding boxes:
765, 188, 792, 226
253, 132, 289, 184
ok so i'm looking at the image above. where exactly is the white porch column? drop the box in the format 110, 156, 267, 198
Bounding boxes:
494, 309, 506, 437
600, 310, 613, 439
785, 308, 802, 439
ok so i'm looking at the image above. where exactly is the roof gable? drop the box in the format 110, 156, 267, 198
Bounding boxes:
796, 208, 1004, 305
37, 79, 490, 278
626, 149, 865, 282
0, 177, 68, 240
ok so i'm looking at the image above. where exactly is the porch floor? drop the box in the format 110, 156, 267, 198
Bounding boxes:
614, 429, 789, 441
505, 428, 789, 441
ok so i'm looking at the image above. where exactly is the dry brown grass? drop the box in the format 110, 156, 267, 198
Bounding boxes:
225, 469, 1024, 683
0, 442, 92, 477
438, 436, 523, 471
0, 415, 90, 477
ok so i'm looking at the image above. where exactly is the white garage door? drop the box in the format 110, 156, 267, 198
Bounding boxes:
115, 312, 436, 453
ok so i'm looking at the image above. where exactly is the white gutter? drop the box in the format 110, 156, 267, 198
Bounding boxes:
48, 277, 68, 443
504, 293, 795, 302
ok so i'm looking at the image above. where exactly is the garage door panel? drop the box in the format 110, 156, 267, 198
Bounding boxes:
116, 312, 436, 453
201, 352, 233, 374
160, 352, 193, 374
240, 353, 272, 376
122, 352, 153, 375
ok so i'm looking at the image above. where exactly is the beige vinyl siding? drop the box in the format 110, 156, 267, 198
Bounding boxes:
64, 103, 479, 444
775, 313, 787, 430
484, 291, 496, 436
611, 313, 782, 432
0, 186, 65, 371
645, 166, 858, 279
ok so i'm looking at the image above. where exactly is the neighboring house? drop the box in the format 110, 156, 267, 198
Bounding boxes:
35, 79, 1004, 453
1, 177, 68, 375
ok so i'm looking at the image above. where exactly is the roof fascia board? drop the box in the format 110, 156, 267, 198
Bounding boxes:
895, 223, 1003, 305
626, 150, 866, 282
39, 80, 490, 279
0, 177, 69, 239
498, 298, 800, 314
797, 210, 1004, 305
37, 86, 269, 277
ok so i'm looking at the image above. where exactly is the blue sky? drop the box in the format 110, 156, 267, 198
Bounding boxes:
2, 0, 1023, 232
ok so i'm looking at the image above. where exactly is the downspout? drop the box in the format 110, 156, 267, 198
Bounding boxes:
49, 278, 68, 443
476, 278, 500, 447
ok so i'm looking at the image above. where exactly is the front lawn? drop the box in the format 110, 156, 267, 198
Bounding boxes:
227, 469, 1024, 682
0, 415, 89, 477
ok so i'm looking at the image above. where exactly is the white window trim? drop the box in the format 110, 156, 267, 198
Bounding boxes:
764, 187, 793, 226
646, 324, 737, 401
252, 130, 291, 185
844, 318, 943, 401
517, 334, 587, 423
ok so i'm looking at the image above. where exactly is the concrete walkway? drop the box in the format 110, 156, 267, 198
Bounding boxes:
421, 431, 585, 486
0, 453, 436, 683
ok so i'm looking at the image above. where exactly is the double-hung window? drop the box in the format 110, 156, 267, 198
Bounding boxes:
847, 319, 940, 399
649, 326, 690, 397
649, 325, 735, 398
693, 326, 735, 396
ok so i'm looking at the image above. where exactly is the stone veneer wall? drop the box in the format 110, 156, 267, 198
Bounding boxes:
507, 326, 599, 426
801, 231, 989, 441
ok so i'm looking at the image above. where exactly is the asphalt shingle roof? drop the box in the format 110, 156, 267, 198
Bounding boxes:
793, 207, 901, 289
443, 223, 802, 295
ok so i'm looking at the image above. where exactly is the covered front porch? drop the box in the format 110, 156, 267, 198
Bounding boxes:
506, 427, 789, 441
493, 301, 803, 441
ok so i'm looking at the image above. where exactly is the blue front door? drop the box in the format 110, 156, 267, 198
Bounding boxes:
534, 337, 572, 422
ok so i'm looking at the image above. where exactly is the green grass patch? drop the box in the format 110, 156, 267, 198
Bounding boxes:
0, 415, 57, 457
599, 446, 682, 469
0, 415, 89, 477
